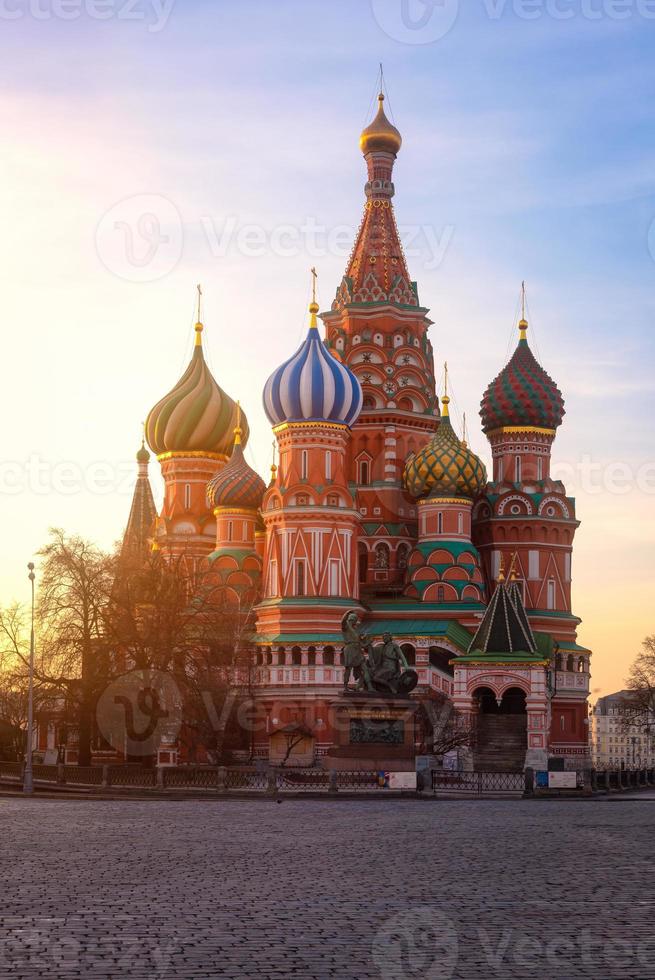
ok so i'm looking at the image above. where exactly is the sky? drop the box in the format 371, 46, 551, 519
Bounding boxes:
0, 0, 654, 698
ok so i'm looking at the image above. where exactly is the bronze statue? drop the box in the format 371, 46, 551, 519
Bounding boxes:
341, 614, 418, 697
341, 612, 374, 692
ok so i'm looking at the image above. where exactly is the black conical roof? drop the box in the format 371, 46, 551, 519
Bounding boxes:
468, 580, 537, 655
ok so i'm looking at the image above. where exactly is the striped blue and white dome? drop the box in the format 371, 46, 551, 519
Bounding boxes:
263, 308, 363, 428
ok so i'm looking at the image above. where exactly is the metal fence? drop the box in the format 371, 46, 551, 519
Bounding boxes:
4, 762, 654, 797
432, 769, 525, 795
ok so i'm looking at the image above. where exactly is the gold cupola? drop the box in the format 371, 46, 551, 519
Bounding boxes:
359, 92, 402, 157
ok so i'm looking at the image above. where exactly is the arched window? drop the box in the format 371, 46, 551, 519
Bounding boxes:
184, 483, 192, 511
401, 644, 416, 666
301, 450, 308, 480
360, 460, 370, 486
307, 646, 316, 666
323, 646, 335, 666
566, 655, 575, 672
358, 543, 368, 583
515, 456, 522, 483
437, 512, 443, 535
227, 521, 233, 542
577, 656, 585, 673
547, 580, 556, 610
291, 646, 302, 666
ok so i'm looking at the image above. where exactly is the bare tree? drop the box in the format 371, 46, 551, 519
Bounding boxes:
619, 636, 655, 734
418, 695, 476, 759
106, 552, 255, 764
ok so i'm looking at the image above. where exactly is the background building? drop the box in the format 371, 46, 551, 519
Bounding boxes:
591, 691, 655, 770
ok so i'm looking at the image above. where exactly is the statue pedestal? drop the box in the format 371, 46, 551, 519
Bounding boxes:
324, 695, 418, 772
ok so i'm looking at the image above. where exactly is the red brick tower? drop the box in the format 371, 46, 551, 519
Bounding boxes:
257, 290, 364, 641
322, 92, 438, 594
472, 288, 591, 764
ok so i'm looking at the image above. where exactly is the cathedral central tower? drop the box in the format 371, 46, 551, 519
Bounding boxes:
321, 91, 438, 594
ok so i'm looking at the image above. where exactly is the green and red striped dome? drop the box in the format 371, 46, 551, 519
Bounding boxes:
480, 323, 565, 434
206, 437, 265, 511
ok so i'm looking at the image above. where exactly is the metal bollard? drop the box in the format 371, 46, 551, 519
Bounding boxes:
523, 767, 534, 797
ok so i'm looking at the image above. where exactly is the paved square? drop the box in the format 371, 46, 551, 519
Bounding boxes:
0, 797, 653, 979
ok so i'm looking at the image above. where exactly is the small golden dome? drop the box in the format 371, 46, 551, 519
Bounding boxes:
360, 93, 402, 157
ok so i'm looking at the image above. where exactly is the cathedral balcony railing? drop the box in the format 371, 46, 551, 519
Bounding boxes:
554, 670, 590, 695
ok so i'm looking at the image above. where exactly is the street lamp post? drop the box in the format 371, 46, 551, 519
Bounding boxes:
23, 562, 36, 795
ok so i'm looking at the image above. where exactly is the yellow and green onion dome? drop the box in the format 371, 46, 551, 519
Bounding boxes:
206, 422, 265, 511
145, 320, 249, 457
404, 396, 487, 500
480, 317, 565, 434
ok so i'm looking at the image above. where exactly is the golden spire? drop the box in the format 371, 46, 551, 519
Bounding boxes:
508, 552, 518, 582
309, 267, 319, 329
462, 411, 468, 448
195, 283, 204, 347
498, 552, 505, 583
270, 440, 278, 483
441, 361, 450, 417
519, 280, 528, 341
233, 401, 242, 446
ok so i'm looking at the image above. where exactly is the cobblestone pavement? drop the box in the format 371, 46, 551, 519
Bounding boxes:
1, 798, 654, 980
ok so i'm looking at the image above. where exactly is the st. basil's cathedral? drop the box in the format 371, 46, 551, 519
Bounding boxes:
126, 91, 591, 773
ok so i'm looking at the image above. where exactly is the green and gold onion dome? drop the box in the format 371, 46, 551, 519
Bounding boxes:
404, 396, 487, 500
359, 92, 402, 157
145, 319, 249, 457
